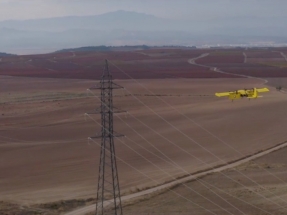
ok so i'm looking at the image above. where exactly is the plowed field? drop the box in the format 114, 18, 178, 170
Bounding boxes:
1, 47, 287, 215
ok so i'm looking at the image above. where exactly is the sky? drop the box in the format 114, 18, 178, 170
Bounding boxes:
0, 0, 286, 21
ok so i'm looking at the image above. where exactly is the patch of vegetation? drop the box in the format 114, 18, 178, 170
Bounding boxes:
0, 199, 95, 215
0, 201, 51, 215
259, 61, 287, 68
35, 198, 95, 213
0, 52, 16, 57
276, 86, 282, 91
54, 45, 196, 53
55, 45, 150, 53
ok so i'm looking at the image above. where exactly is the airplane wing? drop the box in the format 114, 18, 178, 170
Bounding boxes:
215, 92, 231, 97
257, 88, 269, 93
237, 89, 247, 94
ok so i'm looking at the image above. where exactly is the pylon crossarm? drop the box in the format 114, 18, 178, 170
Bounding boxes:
89, 82, 124, 90
86, 107, 126, 115
89, 133, 125, 139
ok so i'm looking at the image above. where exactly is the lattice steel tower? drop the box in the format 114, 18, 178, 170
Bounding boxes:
89, 59, 124, 215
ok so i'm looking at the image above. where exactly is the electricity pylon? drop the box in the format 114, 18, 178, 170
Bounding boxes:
89, 59, 124, 215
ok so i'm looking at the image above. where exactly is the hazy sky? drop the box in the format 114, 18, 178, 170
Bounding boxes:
0, 0, 286, 21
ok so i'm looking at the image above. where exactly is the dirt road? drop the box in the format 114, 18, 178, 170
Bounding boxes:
281, 52, 287, 62
188, 53, 268, 85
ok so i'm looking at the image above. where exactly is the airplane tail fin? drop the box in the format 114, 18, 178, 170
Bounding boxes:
253, 88, 258, 98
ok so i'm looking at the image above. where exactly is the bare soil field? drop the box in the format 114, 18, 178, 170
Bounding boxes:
1, 75, 287, 212
1, 48, 287, 214
122, 146, 287, 215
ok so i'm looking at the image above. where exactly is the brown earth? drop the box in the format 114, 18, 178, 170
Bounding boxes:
1, 48, 287, 214
122, 147, 287, 215
1, 74, 287, 206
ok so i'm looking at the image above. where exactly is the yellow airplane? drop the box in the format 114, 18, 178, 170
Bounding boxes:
215, 88, 269, 101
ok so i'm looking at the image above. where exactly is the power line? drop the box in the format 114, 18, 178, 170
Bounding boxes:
109, 60, 287, 207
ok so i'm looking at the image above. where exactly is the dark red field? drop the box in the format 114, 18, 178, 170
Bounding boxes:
195, 49, 287, 78
1, 48, 287, 80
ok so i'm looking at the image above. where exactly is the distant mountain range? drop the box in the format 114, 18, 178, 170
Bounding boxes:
0, 10, 286, 54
